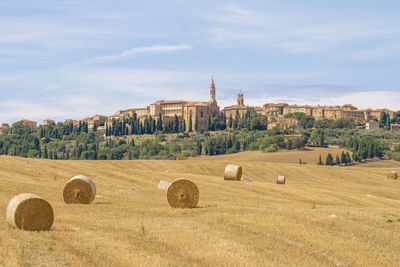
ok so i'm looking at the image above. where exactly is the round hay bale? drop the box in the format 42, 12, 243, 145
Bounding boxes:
176, 154, 186, 160
63, 175, 96, 204
167, 179, 199, 208
7, 193, 54, 231
224, 164, 242, 181
277, 175, 286, 184
387, 171, 398, 180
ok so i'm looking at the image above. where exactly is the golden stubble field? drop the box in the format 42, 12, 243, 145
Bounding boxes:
0, 151, 400, 267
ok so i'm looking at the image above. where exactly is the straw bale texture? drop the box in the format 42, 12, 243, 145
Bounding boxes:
387, 171, 398, 180
167, 179, 199, 208
63, 175, 96, 204
6, 193, 54, 231
277, 175, 286, 184
224, 164, 242, 181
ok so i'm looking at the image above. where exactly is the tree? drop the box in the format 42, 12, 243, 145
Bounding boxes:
325, 153, 334, 166
345, 152, 352, 163
287, 139, 293, 150
43, 145, 48, 159
318, 155, 323, 165
173, 115, 179, 133
196, 140, 202, 155
189, 114, 192, 132
335, 155, 340, 165
157, 114, 163, 131
340, 151, 346, 164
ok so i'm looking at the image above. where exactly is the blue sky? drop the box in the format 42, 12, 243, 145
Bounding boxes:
1, 0, 400, 124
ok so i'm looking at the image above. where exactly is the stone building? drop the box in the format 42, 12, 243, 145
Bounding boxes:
43, 119, 55, 126
149, 100, 188, 117
224, 93, 255, 120
65, 119, 79, 127
267, 102, 393, 123
283, 134, 303, 143
182, 78, 219, 131
391, 123, 400, 131
20, 119, 37, 128
283, 105, 313, 116
83, 115, 108, 130
0, 123, 10, 135
263, 103, 288, 116
365, 120, 379, 130
267, 116, 297, 130
146, 78, 220, 131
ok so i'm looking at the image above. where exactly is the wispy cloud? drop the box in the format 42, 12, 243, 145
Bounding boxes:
203, 5, 400, 55
85, 45, 192, 64
339, 41, 400, 60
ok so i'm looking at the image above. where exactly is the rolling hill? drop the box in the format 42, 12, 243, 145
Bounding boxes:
0, 153, 399, 266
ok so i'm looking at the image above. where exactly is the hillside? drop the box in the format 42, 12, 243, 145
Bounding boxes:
194, 147, 351, 165
0, 155, 400, 266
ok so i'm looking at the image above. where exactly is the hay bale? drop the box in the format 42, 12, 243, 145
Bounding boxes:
157, 180, 172, 190
277, 175, 286, 184
63, 175, 96, 204
224, 164, 242, 181
6, 193, 54, 231
167, 179, 199, 208
387, 171, 398, 180
176, 154, 186, 160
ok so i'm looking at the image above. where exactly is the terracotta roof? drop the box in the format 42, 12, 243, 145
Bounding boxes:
224, 104, 248, 109
154, 100, 190, 104
184, 101, 208, 107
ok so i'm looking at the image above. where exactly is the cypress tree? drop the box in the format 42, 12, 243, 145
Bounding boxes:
189, 114, 192, 132
345, 152, 351, 163
228, 115, 233, 128
44, 145, 48, 159
318, 155, 323, 165
335, 155, 340, 165
326, 153, 334, 166
341, 151, 346, 164
173, 115, 179, 133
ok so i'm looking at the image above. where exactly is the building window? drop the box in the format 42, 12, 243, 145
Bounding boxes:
201, 111, 204, 118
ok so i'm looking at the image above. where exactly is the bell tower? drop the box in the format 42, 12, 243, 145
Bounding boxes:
237, 92, 244, 106
209, 76, 216, 104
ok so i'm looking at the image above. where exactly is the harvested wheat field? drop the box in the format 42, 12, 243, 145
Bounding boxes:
0, 155, 400, 267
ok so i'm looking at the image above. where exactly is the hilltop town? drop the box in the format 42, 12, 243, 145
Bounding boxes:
1, 78, 398, 135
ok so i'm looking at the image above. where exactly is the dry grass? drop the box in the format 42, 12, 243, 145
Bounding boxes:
0, 154, 400, 266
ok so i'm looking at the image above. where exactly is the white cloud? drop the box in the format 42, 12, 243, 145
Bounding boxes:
0, 68, 210, 124
85, 45, 191, 64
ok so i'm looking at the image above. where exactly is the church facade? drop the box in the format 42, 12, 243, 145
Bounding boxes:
147, 78, 220, 131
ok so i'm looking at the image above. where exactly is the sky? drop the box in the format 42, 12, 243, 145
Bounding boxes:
0, 0, 400, 124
